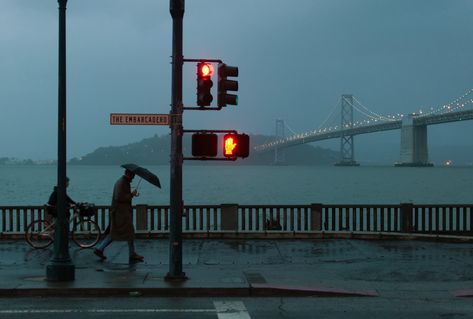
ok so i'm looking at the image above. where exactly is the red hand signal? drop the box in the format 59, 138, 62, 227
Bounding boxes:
224, 136, 237, 156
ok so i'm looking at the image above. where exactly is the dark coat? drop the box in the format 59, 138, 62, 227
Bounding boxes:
110, 176, 135, 241
47, 187, 76, 207
47, 187, 76, 217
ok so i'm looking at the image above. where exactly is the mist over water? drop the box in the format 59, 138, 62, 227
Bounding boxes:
1, 165, 471, 206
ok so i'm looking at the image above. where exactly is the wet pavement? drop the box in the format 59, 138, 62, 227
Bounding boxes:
1, 238, 473, 298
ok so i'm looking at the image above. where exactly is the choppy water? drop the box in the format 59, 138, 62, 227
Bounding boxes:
0, 165, 472, 206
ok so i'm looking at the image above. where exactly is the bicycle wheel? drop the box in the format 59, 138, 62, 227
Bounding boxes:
71, 218, 101, 248
25, 220, 54, 249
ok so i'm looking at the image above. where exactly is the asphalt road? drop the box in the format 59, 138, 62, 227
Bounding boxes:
2, 239, 473, 318
0, 296, 471, 319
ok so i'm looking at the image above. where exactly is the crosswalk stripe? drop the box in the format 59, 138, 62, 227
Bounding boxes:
0, 300, 252, 317
214, 301, 252, 319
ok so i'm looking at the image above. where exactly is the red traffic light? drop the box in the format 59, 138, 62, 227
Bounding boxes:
198, 63, 214, 78
223, 133, 250, 158
197, 62, 214, 107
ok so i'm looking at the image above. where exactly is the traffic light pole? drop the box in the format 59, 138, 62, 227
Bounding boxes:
167, 0, 186, 281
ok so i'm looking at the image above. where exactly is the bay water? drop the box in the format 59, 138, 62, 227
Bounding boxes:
1, 165, 472, 206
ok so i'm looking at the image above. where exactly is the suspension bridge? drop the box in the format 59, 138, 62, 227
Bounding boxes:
254, 88, 473, 166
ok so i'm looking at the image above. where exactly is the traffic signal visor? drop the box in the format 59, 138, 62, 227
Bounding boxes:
218, 63, 239, 107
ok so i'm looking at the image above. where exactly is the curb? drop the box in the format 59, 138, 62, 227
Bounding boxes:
251, 283, 379, 297
0, 287, 251, 298
451, 289, 473, 297
0, 285, 379, 298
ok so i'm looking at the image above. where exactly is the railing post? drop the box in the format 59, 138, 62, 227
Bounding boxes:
401, 203, 414, 232
136, 205, 148, 231
470, 206, 473, 235
310, 203, 323, 231
221, 204, 238, 232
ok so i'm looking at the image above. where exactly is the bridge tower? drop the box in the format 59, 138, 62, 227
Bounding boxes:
274, 119, 286, 165
395, 116, 433, 167
335, 94, 359, 166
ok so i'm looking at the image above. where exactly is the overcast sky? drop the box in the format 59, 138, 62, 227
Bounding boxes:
1, 0, 472, 160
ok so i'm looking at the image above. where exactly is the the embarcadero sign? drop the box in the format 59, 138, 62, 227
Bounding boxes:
110, 113, 169, 125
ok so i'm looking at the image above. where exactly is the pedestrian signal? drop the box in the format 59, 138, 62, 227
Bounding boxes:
223, 133, 249, 158
192, 133, 218, 157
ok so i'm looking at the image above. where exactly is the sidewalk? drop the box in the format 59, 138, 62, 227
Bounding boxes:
1, 238, 473, 298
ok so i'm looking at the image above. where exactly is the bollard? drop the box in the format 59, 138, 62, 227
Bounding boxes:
400, 203, 414, 232
221, 204, 238, 232
310, 203, 323, 231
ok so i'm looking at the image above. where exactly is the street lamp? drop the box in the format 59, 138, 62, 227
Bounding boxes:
46, 0, 75, 282
167, 0, 187, 281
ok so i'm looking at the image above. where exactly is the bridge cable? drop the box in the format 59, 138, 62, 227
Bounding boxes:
352, 97, 396, 121
316, 97, 342, 130
284, 123, 299, 136
415, 88, 473, 118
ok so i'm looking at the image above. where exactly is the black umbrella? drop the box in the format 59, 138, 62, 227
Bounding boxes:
121, 163, 161, 188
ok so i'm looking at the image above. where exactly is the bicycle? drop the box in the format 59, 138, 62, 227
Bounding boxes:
25, 202, 102, 249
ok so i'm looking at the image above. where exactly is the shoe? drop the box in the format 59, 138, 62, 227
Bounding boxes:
129, 253, 144, 262
94, 249, 107, 260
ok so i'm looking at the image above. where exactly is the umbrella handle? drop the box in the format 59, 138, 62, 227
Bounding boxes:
134, 178, 143, 196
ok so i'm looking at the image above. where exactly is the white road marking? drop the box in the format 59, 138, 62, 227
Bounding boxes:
0, 300, 252, 317
214, 301, 252, 319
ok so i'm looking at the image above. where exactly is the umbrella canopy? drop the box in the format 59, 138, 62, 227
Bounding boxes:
121, 163, 161, 188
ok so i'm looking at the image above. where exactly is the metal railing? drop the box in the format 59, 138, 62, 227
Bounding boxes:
1, 203, 472, 237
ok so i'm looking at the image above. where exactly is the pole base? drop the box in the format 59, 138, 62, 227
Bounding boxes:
165, 272, 188, 282
46, 262, 75, 282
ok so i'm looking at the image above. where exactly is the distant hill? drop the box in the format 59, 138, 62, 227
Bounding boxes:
0, 157, 36, 165
69, 134, 339, 165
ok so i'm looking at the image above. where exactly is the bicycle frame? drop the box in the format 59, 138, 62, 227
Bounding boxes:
25, 206, 101, 249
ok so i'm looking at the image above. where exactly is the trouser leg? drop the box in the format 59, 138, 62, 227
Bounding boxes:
96, 234, 112, 251
128, 240, 135, 256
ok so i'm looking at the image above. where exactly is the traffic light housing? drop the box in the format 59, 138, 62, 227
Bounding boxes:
192, 133, 218, 157
197, 62, 214, 107
223, 133, 249, 158
218, 63, 239, 107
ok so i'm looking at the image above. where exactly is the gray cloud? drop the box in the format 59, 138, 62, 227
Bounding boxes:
1, 0, 472, 160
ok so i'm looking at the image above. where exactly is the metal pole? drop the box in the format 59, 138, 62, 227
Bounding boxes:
46, 0, 75, 282
166, 0, 186, 281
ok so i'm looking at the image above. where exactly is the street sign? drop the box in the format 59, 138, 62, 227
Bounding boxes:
110, 113, 169, 125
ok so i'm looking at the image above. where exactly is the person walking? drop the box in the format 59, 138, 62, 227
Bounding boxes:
94, 169, 144, 262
